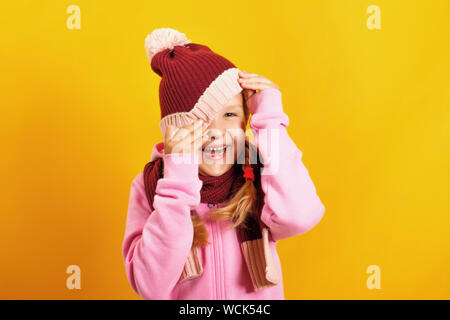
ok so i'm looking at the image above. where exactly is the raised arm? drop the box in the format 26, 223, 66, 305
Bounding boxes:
247, 88, 325, 241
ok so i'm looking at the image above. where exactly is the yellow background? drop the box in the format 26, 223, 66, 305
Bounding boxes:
1, 0, 449, 299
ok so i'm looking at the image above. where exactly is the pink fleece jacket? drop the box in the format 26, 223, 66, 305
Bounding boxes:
122, 88, 325, 300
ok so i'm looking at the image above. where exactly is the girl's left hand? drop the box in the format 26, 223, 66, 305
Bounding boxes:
238, 70, 280, 103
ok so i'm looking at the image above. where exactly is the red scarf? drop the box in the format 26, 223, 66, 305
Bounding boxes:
198, 164, 244, 204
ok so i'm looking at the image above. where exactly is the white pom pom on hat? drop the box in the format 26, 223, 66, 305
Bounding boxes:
145, 28, 191, 63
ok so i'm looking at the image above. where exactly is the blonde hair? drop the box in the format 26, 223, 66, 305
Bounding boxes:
190, 91, 259, 247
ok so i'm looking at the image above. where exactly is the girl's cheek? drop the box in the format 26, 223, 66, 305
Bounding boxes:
231, 134, 246, 155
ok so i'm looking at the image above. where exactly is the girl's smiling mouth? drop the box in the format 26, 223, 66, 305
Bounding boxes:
202, 144, 231, 160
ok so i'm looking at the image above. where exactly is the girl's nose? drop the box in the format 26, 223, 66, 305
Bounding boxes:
204, 127, 224, 141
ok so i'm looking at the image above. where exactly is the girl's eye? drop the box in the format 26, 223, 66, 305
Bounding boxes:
224, 112, 236, 117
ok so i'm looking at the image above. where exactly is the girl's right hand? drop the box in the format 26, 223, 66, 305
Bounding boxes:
164, 120, 208, 156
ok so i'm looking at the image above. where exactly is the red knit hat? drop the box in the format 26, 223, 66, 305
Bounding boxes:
145, 28, 243, 136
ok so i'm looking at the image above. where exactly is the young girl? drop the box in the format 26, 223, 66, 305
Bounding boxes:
122, 28, 325, 300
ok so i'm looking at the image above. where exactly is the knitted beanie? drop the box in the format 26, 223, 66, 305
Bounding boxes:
145, 28, 243, 136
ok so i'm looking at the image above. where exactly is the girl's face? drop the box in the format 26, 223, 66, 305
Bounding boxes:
199, 92, 247, 177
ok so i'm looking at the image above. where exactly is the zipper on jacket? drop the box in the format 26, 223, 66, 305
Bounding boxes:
216, 220, 225, 299
208, 202, 224, 299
